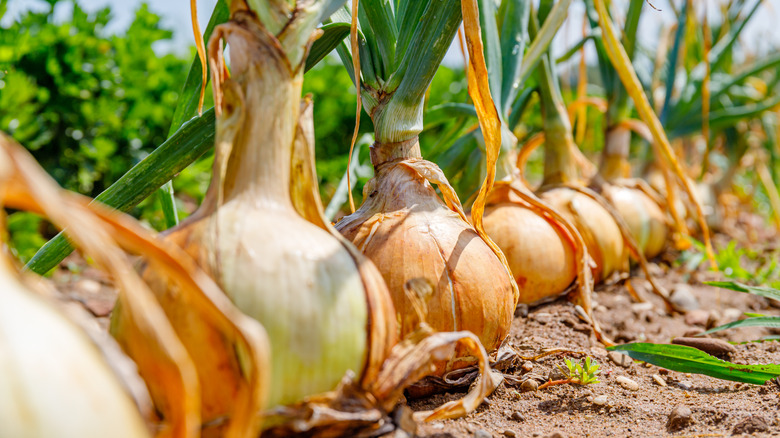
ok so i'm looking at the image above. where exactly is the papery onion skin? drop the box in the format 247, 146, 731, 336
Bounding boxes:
541, 187, 626, 283
482, 185, 577, 304
336, 159, 515, 371
0, 264, 149, 438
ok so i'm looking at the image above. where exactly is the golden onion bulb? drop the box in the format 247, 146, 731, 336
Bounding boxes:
603, 185, 667, 259
0, 262, 149, 438
336, 157, 515, 371
482, 185, 577, 304
541, 187, 627, 283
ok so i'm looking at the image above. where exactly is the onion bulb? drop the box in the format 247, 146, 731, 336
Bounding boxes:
483, 184, 577, 303
132, 9, 396, 411
0, 257, 150, 438
598, 126, 668, 259
336, 147, 516, 370
540, 187, 626, 283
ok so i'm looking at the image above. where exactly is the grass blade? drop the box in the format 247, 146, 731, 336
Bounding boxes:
705, 281, 780, 302
608, 343, 780, 385
700, 316, 780, 336
26, 110, 216, 275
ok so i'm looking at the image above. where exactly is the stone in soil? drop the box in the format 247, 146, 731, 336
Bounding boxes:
652, 374, 667, 387
520, 379, 538, 392
667, 405, 693, 431
670, 284, 700, 311
672, 337, 737, 357
616, 375, 639, 391
473, 429, 492, 438
684, 309, 710, 327
510, 411, 525, 422
503, 430, 517, 437
608, 351, 632, 368
591, 395, 608, 406
732, 415, 769, 435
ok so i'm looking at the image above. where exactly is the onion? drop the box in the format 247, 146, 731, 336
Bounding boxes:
336, 147, 516, 369
598, 126, 668, 259
483, 183, 577, 303
134, 12, 397, 410
0, 258, 150, 438
540, 187, 626, 283
335, 0, 518, 372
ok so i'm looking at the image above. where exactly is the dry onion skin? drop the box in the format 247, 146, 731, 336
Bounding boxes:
335, 0, 517, 373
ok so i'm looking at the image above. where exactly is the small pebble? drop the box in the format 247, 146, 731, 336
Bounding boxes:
670, 284, 700, 311
515, 303, 529, 318
722, 307, 742, 321
684, 309, 710, 327
532, 312, 552, 324
667, 405, 692, 431
678, 380, 693, 390
592, 395, 608, 405
616, 375, 639, 391
503, 430, 517, 438
510, 411, 525, 422
545, 433, 564, 438
652, 374, 667, 387
631, 302, 654, 312
658, 368, 669, 375
608, 351, 632, 368
521, 361, 534, 373
474, 429, 492, 438
521, 379, 538, 392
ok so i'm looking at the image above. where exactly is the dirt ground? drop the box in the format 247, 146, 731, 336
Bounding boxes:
410, 241, 780, 437
51, 229, 780, 438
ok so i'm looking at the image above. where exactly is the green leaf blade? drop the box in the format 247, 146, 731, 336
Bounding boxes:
607, 343, 780, 385
700, 317, 780, 336
26, 110, 217, 274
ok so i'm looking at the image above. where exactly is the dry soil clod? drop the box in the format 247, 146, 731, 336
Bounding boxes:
672, 337, 737, 357
667, 404, 693, 431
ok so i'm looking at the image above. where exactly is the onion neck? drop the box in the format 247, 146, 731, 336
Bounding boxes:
537, 54, 578, 187
219, 40, 304, 212
370, 136, 422, 167
369, 93, 425, 168
599, 125, 631, 181
541, 118, 578, 186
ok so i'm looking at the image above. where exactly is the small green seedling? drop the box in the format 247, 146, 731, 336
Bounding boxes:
539, 357, 601, 389
563, 357, 601, 385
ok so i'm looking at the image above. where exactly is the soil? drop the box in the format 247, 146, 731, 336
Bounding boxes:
51, 230, 780, 438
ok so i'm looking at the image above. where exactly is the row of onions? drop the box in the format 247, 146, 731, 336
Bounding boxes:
5, 0, 780, 436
